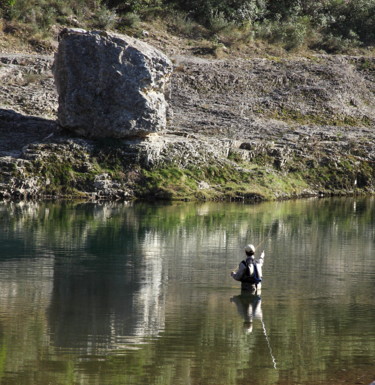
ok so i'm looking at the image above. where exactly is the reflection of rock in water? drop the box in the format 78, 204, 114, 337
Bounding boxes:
230, 293, 262, 333
0, 257, 54, 308
0, 256, 54, 370
132, 230, 166, 337
48, 230, 167, 352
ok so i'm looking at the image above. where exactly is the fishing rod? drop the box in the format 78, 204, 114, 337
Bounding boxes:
254, 222, 274, 249
231, 223, 273, 272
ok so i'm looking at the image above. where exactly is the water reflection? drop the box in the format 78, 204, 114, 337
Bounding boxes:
48, 232, 168, 352
231, 292, 263, 333
230, 292, 278, 370
0, 198, 374, 385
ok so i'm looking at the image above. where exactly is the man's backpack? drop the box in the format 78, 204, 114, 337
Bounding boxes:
241, 260, 262, 284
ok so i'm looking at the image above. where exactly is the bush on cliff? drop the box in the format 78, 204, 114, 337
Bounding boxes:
1, 0, 374, 52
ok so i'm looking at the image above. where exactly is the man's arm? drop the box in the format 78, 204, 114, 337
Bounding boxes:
257, 251, 265, 266
231, 261, 246, 281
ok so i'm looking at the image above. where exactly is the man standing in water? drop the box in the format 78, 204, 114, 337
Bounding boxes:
231, 244, 265, 292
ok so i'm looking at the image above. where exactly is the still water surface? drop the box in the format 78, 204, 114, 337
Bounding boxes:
0, 198, 374, 385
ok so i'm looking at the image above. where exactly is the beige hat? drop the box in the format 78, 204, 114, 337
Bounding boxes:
244, 244, 255, 253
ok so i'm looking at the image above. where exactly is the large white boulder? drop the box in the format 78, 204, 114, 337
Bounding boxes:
53, 29, 173, 138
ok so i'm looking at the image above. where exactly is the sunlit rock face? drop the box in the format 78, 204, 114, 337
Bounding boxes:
53, 29, 173, 138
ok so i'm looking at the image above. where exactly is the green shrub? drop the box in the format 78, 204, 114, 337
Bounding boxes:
320, 0, 375, 46
1, 0, 112, 30
167, 0, 267, 26
119, 11, 140, 28
166, 11, 206, 38
0, 0, 15, 18
104, 0, 163, 13
255, 14, 311, 50
313, 33, 361, 53
257, 0, 375, 50
1, 0, 374, 51
90, 6, 117, 29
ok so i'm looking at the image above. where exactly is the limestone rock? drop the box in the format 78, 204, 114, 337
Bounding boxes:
53, 29, 173, 138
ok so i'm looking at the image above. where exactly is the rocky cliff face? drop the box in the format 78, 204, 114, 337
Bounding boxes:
171, 55, 375, 140
0, 46, 374, 201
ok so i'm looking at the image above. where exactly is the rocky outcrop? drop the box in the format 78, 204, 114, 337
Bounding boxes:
53, 29, 173, 138
0, 49, 374, 201
0, 54, 57, 120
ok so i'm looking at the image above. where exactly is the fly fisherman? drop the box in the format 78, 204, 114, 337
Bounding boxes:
231, 244, 265, 292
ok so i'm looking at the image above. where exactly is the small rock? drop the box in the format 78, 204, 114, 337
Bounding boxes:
198, 181, 210, 190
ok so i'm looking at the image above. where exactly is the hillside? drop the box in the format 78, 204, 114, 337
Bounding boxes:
0, 24, 374, 201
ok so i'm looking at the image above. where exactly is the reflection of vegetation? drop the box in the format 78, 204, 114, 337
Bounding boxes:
0, 198, 374, 384
6, 290, 371, 385
1, 294, 374, 385
0, 343, 6, 379
1, 197, 374, 252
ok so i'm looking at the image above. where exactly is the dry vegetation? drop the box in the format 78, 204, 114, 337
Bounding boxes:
1, 0, 375, 57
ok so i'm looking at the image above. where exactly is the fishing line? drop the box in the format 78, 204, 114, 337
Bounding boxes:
257, 223, 277, 369
261, 318, 277, 370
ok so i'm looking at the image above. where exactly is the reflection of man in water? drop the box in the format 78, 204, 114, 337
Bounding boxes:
231, 292, 278, 369
230, 292, 262, 333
